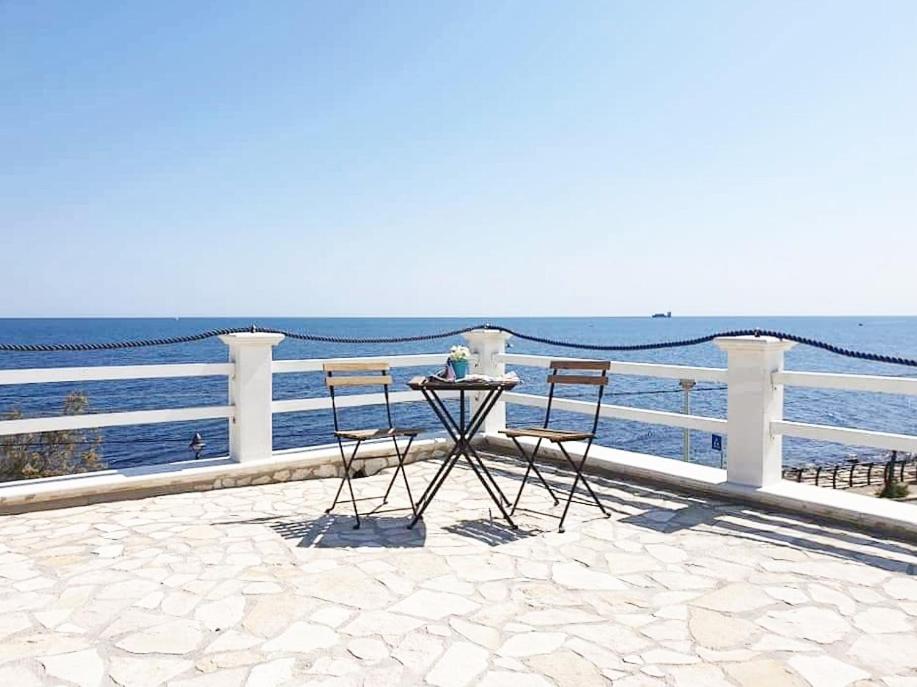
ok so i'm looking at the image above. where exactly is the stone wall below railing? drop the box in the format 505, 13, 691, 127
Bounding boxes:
0, 438, 450, 515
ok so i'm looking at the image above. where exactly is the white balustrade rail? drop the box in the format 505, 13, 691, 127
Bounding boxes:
0, 363, 234, 437
271, 353, 459, 414
772, 370, 917, 455
0, 331, 914, 495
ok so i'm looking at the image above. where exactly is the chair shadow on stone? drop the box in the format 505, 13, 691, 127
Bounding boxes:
269, 513, 426, 549
442, 518, 536, 547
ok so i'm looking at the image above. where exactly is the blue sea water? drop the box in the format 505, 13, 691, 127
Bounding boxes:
0, 317, 915, 473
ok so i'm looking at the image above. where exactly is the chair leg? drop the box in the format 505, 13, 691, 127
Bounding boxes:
382, 436, 417, 516
510, 438, 559, 515
556, 443, 607, 533
326, 440, 363, 529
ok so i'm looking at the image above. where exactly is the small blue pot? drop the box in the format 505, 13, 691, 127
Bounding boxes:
451, 359, 469, 379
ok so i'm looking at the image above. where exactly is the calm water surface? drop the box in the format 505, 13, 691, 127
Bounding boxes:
0, 317, 914, 471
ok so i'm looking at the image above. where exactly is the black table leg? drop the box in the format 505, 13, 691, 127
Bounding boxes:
408, 385, 516, 529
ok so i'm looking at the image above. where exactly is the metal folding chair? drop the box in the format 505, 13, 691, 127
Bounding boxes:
499, 360, 610, 532
324, 362, 422, 529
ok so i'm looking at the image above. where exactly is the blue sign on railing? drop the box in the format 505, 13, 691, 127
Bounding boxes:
711, 434, 723, 452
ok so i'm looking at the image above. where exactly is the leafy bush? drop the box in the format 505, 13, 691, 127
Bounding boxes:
0, 392, 104, 481
877, 480, 910, 499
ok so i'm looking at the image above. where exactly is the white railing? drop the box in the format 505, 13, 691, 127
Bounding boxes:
772, 371, 917, 455
271, 353, 457, 415
0, 363, 234, 437
0, 329, 914, 495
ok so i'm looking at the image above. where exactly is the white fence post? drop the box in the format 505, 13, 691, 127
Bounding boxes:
219, 332, 285, 462
463, 328, 512, 436
715, 335, 796, 487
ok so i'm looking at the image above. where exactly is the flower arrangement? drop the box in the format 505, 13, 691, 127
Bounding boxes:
448, 345, 471, 362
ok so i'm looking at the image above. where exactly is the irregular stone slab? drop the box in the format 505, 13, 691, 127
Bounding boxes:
553, 562, 627, 591
299, 567, 394, 610
341, 610, 425, 637
724, 659, 806, 687
170, 668, 248, 687
0, 632, 89, 663
526, 649, 606, 686
884, 576, 917, 602
667, 664, 733, 687
348, 637, 389, 661
757, 607, 851, 644
426, 641, 488, 687
391, 631, 444, 673
604, 552, 661, 574
116, 619, 204, 655
688, 608, 757, 649
450, 617, 501, 650
788, 655, 869, 687
245, 657, 294, 687
693, 583, 773, 613
195, 596, 245, 632
262, 621, 338, 653
390, 589, 479, 620
498, 631, 566, 657
517, 608, 605, 626
41, 649, 105, 687
0, 664, 42, 687
848, 633, 917, 674
310, 605, 352, 628
479, 670, 554, 687
808, 583, 856, 616
640, 648, 700, 665
852, 607, 912, 634
109, 656, 193, 687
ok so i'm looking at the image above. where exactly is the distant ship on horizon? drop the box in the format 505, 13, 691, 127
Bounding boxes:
651, 311, 672, 318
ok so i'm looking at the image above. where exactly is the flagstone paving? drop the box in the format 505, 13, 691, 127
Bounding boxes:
0, 453, 914, 686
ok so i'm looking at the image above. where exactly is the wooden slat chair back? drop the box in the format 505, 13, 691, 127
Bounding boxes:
322, 361, 421, 528
499, 359, 611, 532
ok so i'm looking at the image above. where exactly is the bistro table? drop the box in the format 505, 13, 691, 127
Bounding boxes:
407, 376, 519, 530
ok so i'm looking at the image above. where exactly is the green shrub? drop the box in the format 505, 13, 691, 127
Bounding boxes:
0, 392, 103, 481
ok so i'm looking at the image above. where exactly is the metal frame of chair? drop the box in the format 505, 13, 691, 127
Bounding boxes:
500, 360, 611, 532
324, 362, 420, 529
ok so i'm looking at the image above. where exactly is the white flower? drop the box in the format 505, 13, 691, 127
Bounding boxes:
448, 345, 470, 361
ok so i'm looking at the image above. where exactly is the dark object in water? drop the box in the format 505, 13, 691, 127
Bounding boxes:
651, 311, 672, 319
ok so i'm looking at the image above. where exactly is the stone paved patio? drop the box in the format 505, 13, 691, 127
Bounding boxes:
0, 452, 915, 687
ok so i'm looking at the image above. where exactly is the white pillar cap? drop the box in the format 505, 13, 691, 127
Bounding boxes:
462, 328, 512, 343
218, 332, 285, 347
714, 335, 796, 353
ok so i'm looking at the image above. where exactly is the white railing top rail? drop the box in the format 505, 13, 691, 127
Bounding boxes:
272, 353, 458, 374
0, 362, 234, 386
775, 370, 917, 396
0, 405, 233, 437
499, 353, 727, 383
773, 420, 917, 455
503, 391, 727, 434
273, 389, 460, 414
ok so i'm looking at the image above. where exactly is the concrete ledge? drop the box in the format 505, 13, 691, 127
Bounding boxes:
481, 434, 917, 541
0, 438, 449, 515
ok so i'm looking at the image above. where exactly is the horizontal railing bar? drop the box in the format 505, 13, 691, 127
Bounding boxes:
772, 420, 917, 453
499, 354, 727, 383
775, 371, 917, 396
0, 406, 234, 436
503, 392, 727, 434
0, 363, 234, 386
273, 353, 452, 374
272, 390, 460, 414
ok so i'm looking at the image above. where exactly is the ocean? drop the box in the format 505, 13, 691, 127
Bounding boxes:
0, 317, 915, 473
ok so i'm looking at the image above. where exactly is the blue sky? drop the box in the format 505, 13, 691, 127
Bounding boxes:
2, 1, 915, 317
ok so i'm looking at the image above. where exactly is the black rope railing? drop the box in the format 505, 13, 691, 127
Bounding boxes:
0, 323, 915, 368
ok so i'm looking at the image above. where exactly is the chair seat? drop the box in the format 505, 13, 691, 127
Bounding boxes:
500, 427, 594, 443
335, 427, 422, 440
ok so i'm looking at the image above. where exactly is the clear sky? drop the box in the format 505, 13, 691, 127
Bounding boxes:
2, 1, 915, 317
